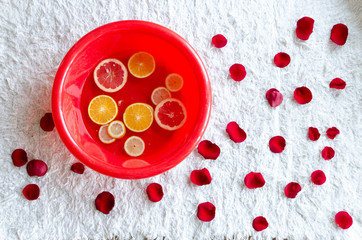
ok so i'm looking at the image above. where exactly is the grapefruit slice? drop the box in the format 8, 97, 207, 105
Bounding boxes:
165, 73, 183, 92
128, 52, 155, 78
154, 98, 187, 131
88, 95, 118, 125
98, 125, 115, 144
107, 120, 126, 139
94, 58, 128, 93
123, 103, 153, 132
151, 87, 171, 105
124, 136, 145, 157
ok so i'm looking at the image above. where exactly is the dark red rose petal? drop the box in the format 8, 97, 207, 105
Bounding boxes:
311, 170, 326, 185
269, 136, 286, 153
330, 78, 346, 89
40, 112, 55, 132
326, 127, 340, 140
266, 88, 283, 107
229, 64, 246, 82
322, 147, 335, 160
294, 86, 312, 104
70, 162, 85, 174
284, 182, 301, 198
211, 34, 227, 48
335, 211, 353, 229
226, 121, 247, 143
198, 140, 220, 160
23, 184, 40, 200
252, 216, 269, 231
308, 127, 320, 141
191, 168, 212, 186
330, 24, 348, 46
296, 17, 315, 40
197, 202, 216, 222
244, 172, 265, 189
26, 159, 48, 177
95, 191, 115, 214
11, 149, 28, 167
146, 183, 164, 202
274, 52, 291, 68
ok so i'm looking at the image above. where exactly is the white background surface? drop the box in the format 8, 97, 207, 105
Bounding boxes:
0, 0, 361, 239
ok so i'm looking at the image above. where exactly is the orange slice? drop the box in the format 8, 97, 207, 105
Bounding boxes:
94, 58, 128, 93
98, 125, 115, 144
124, 136, 145, 157
123, 103, 153, 132
154, 98, 187, 131
165, 73, 183, 92
88, 95, 118, 125
128, 52, 155, 78
151, 87, 171, 105
107, 120, 126, 139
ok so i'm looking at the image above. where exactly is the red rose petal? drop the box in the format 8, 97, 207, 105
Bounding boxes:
330, 78, 346, 89
70, 162, 85, 174
308, 127, 320, 141
326, 127, 340, 140
244, 172, 265, 189
229, 64, 246, 82
26, 159, 48, 177
198, 140, 220, 160
311, 170, 326, 185
252, 216, 269, 231
330, 24, 348, 46
265, 88, 283, 107
322, 146, 335, 160
296, 17, 315, 40
40, 112, 55, 132
226, 121, 247, 143
23, 184, 40, 200
284, 182, 302, 198
95, 191, 115, 214
146, 183, 164, 202
274, 52, 291, 68
11, 149, 28, 167
211, 34, 227, 48
190, 168, 212, 186
294, 86, 312, 104
197, 202, 216, 222
335, 211, 353, 229
269, 136, 286, 153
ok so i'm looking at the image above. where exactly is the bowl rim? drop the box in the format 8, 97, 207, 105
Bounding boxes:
52, 20, 211, 179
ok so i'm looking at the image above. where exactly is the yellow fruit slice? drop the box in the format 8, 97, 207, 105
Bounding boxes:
128, 52, 155, 78
98, 125, 115, 144
151, 87, 171, 105
165, 73, 183, 92
107, 120, 126, 139
123, 103, 153, 132
124, 136, 145, 157
88, 95, 118, 125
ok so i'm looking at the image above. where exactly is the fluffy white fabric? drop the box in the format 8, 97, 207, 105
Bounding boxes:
0, 0, 361, 239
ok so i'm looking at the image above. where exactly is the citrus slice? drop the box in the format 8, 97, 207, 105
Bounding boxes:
123, 103, 153, 132
98, 125, 115, 144
154, 98, 187, 131
128, 52, 155, 78
94, 58, 128, 92
165, 73, 183, 92
124, 136, 145, 157
107, 120, 126, 139
88, 95, 118, 125
151, 87, 171, 105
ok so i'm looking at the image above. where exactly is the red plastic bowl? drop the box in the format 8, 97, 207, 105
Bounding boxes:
52, 21, 211, 179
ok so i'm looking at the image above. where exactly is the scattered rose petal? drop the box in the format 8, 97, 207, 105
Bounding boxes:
211, 34, 227, 48
294, 86, 312, 104
308, 127, 320, 141
71, 162, 85, 174
284, 182, 301, 198
274, 52, 291, 68
26, 159, 48, 177
335, 211, 353, 229
226, 121, 247, 143
269, 136, 286, 153
197, 202, 216, 222
244, 172, 265, 189
40, 113, 55, 132
191, 168, 212, 186
296, 16, 315, 40
146, 183, 164, 202
95, 191, 115, 214
11, 149, 28, 167
311, 170, 326, 185
252, 216, 269, 231
322, 147, 335, 160
198, 140, 220, 160
330, 78, 346, 89
265, 88, 283, 107
22, 184, 40, 200
326, 127, 340, 140
229, 64, 246, 82
330, 24, 348, 46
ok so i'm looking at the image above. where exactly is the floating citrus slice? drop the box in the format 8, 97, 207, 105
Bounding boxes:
107, 120, 126, 139
93, 58, 128, 92
128, 52, 155, 78
165, 73, 183, 92
124, 136, 145, 157
123, 103, 153, 132
154, 98, 187, 131
88, 95, 118, 125
151, 87, 171, 105
98, 125, 115, 144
